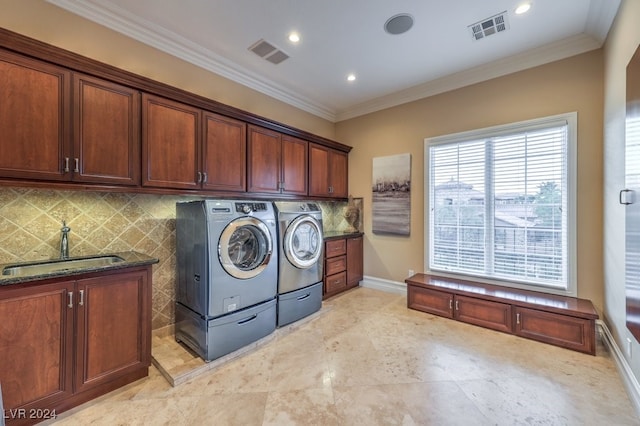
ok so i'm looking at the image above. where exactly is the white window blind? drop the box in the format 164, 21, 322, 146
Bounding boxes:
426, 113, 576, 292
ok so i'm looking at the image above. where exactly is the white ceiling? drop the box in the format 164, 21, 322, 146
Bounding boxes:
47, 0, 620, 122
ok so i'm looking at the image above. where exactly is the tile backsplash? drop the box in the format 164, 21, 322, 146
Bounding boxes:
0, 187, 362, 330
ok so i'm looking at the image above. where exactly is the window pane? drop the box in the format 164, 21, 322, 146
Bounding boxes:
428, 119, 569, 291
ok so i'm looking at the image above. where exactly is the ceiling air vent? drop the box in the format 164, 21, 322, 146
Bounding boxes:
248, 39, 290, 64
469, 11, 509, 41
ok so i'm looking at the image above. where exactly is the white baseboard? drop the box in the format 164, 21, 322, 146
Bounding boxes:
598, 320, 640, 416
361, 275, 407, 295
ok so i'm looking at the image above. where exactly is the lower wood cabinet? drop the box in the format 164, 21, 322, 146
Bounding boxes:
323, 234, 363, 299
406, 273, 598, 355
407, 286, 512, 333
0, 266, 152, 424
514, 306, 595, 355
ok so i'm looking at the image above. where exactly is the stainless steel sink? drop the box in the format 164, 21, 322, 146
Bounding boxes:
2, 255, 125, 276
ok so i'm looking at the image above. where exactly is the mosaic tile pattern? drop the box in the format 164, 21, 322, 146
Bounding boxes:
0, 187, 357, 330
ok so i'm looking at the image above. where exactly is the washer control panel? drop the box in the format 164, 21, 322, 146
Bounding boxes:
235, 202, 268, 213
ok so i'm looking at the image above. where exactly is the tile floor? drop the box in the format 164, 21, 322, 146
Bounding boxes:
46, 287, 639, 425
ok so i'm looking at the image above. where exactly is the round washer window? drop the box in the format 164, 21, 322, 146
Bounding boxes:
219, 217, 273, 279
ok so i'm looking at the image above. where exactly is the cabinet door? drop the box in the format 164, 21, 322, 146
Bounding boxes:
142, 93, 200, 189
454, 295, 512, 333
309, 143, 330, 196
74, 74, 140, 185
407, 285, 454, 318
0, 51, 71, 181
247, 125, 281, 193
330, 150, 349, 198
346, 236, 363, 287
514, 307, 595, 354
75, 269, 150, 393
281, 135, 308, 195
202, 111, 246, 192
0, 281, 74, 412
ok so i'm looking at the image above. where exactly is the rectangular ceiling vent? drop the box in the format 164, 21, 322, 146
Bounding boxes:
469, 11, 509, 41
248, 39, 290, 64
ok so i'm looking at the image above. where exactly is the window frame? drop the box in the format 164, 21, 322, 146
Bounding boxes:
424, 112, 577, 297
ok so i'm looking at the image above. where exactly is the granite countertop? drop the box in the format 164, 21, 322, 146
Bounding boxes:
323, 231, 364, 240
0, 251, 159, 286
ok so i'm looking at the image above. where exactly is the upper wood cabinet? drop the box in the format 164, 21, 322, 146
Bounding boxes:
143, 94, 248, 192
142, 93, 201, 190
74, 74, 140, 185
0, 51, 142, 186
247, 125, 308, 195
0, 50, 71, 181
202, 111, 247, 192
309, 143, 348, 198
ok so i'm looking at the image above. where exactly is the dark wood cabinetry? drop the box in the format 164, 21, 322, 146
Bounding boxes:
142, 93, 201, 190
323, 234, 363, 298
74, 74, 140, 185
202, 112, 247, 192
346, 235, 363, 287
0, 28, 352, 198
309, 143, 348, 198
0, 266, 152, 424
247, 125, 307, 195
406, 274, 598, 355
143, 97, 247, 192
0, 51, 142, 186
0, 50, 71, 181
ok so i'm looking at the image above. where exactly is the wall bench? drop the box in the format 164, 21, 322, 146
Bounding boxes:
405, 273, 599, 355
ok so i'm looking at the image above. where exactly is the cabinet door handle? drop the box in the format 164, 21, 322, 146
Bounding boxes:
455, 300, 459, 311
516, 313, 521, 324
68, 291, 73, 308
202, 172, 208, 183
74, 158, 79, 173
449, 299, 453, 310
79, 290, 84, 306
197, 171, 202, 183
64, 157, 70, 172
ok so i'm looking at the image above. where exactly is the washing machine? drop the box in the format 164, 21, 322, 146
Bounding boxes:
175, 199, 278, 361
273, 201, 324, 327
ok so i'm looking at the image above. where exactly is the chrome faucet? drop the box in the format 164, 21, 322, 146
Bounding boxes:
60, 220, 70, 259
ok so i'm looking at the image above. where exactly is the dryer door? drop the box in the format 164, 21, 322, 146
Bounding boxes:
284, 215, 323, 269
219, 217, 273, 279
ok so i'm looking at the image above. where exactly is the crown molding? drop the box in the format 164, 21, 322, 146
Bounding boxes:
585, 0, 621, 43
47, 0, 617, 124
46, 0, 337, 122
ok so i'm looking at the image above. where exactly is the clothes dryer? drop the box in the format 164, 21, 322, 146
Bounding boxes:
175, 199, 278, 361
273, 201, 324, 327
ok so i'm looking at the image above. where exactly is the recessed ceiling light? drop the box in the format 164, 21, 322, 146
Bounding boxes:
288, 32, 300, 43
515, 3, 531, 15
347, 74, 356, 82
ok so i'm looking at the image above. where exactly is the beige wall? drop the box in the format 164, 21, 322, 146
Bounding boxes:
603, 0, 640, 397
0, 0, 335, 139
336, 50, 605, 311
0, 1, 613, 318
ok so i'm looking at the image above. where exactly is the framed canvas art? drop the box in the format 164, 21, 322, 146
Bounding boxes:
372, 153, 411, 235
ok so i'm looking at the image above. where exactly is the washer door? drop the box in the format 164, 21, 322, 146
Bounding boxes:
284, 215, 322, 269
219, 217, 273, 279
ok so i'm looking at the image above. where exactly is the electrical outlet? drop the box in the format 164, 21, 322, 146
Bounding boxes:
627, 338, 633, 358
408, 269, 415, 277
